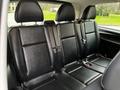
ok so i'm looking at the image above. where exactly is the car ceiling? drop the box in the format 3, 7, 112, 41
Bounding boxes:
59, 0, 119, 4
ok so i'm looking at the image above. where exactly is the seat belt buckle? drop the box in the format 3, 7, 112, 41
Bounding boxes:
53, 46, 61, 52
50, 71, 55, 77
53, 48, 57, 53
83, 61, 93, 68
82, 39, 86, 44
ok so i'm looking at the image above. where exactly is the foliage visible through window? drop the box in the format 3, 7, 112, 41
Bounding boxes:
96, 2, 120, 27
39, 2, 61, 20
8, 2, 61, 27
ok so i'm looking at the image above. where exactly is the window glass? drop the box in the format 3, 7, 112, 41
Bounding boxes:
8, 2, 18, 27
8, 2, 61, 27
39, 2, 61, 20
96, 2, 120, 29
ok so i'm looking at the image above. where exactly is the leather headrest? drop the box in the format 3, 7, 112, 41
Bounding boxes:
15, 0, 43, 23
101, 51, 120, 90
81, 5, 96, 20
56, 3, 75, 21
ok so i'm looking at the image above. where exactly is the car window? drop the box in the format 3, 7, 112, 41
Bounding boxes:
8, 2, 61, 27
39, 2, 61, 20
96, 2, 120, 30
8, 2, 18, 27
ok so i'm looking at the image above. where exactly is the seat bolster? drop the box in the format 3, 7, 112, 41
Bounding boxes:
9, 28, 28, 81
24, 71, 55, 89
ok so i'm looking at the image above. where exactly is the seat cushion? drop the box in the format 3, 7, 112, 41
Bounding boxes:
82, 77, 102, 90
33, 73, 85, 90
64, 61, 82, 73
56, 73, 86, 90
69, 66, 100, 84
84, 62, 106, 73
33, 79, 68, 90
91, 55, 111, 67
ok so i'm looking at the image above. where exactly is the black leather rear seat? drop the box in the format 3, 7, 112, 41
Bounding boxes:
8, 1, 112, 90
8, 1, 85, 90
78, 6, 111, 73
55, 4, 101, 84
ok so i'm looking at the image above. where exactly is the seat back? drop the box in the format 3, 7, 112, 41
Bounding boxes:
80, 6, 100, 56
8, 0, 54, 88
56, 4, 82, 65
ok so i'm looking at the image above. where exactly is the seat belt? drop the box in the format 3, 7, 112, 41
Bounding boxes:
73, 22, 82, 60
53, 25, 64, 72
80, 21, 94, 67
44, 22, 63, 72
80, 21, 87, 59
53, 25, 61, 53
44, 25, 55, 69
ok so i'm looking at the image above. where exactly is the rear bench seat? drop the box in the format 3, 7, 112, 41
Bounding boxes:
8, 0, 112, 90
8, 1, 85, 90
55, 3, 101, 84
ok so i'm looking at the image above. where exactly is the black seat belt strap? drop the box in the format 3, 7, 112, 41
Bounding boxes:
44, 25, 55, 68
80, 21, 88, 60
53, 25, 64, 71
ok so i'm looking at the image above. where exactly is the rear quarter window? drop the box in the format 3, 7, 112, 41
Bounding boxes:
96, 2, 120, 30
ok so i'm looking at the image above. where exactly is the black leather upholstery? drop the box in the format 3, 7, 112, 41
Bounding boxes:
83, 77, 102, 90
9, 25, 86, 90
15, 0, 43, 22
81, 5, 96, 20
69, 67, 100, 84
9, 26, 53, 87
56, 3, 75, 21
8, 1, 86, 90
8, 1, 114, 90
102, 51, 120, 90
83, 51, 120, 90
83, 21, 99, 56
92, 56, 111, 67
59, 23, 79, 64
8, 65, 18, 90
9, 0, 59, 89
79, 5, 111, 71
56, 4, 101, 85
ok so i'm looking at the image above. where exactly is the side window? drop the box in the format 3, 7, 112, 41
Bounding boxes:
96, 2, 120, 29
39, 2, 61, 20
8, 2, 18, 27
8, 2, 61, 27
